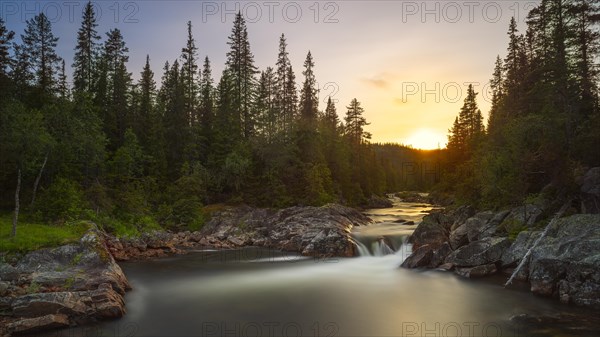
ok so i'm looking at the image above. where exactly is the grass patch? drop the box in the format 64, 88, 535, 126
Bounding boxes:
0, 214, 89, 253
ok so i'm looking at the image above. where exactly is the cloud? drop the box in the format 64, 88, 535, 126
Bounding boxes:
361, 72, 395, 89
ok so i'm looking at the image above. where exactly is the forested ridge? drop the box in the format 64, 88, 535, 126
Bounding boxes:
0, 4, 435, 238
439, 0, 599, 209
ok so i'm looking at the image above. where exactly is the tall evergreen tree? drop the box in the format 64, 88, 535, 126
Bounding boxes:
73, 1, 101, 94
198, 56, 215, 160
136, 55, 156, 151
98, 29, 132, 148
255, 67, 277, 143
181, 21, 199, 125
21, 13, 61, 95
226, 12, 257, 139
344, 98, 371, 146
57, 59, 69, 99
0, 18, 14, 77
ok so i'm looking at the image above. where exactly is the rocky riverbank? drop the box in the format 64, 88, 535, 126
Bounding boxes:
0, 203, 371, 336
401, 168, 600, 309
0, 226, 130, 336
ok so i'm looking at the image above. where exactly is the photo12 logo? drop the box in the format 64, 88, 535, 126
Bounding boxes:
400, 81, 494, 104
201, 1, 340, 24
400, 1, 539, 24
1, 1, 140, 24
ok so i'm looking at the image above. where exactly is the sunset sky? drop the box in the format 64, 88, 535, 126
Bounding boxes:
2, 1, 539, 149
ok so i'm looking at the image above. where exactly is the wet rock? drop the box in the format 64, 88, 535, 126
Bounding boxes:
450, 205, 476, 231
526, 214, 600, 308
465, 211, 503, 242
12, 292, 88, 318
501, 231, 541, 269
429, 242, 453, 268
408, 212, 451, 250
200, 204, 372, 257
448, 224, 468, 250
437, 263, 454, 271
366, 195, 393, 209
400, 244, 433, 268
445, 237, 511, 267
7, 314, 70, 335
455, 263, 497, 278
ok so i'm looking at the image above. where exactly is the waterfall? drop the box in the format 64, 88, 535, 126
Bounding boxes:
353, 236, 397, 257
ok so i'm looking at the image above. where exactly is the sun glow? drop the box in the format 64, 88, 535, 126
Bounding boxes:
404, 129, 447, 150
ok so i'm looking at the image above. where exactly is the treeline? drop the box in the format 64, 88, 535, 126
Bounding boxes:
0, 4, 430, 235
440, 0, 599, 208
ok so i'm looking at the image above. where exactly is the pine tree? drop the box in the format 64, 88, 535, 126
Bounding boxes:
73, 1, 101, 94
136, 55, 156, 151
255, 67, 277, 143
274, 34, 297, 138
196, 56, 215, 161
226, 12, 258, 139
181, 21, 199, 126
299, 51, 319, 127
570, 0, 600, 118
344, 98, 371, 145
447, 84, 483, 161
323, 96, 340, 133
487, 56, 504, 133
99, 29, 132, 148
57, 59, 69, 99
21, 13, 61, 95
0, 18, 14, 77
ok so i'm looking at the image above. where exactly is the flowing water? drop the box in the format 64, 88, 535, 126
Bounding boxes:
43, 198, 600, 337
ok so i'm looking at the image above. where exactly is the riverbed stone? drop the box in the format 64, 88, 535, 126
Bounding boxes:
445, 237, 511, 267
400, 244, 433, 268
7, 314, 70, 335
527, 214, 600, 308
455, 263, 497, 278
449, 223, 468, 250
408, 212, 451, 249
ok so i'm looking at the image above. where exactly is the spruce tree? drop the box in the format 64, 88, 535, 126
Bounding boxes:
0, 18, 14, 77
73, 1, 101, 94
21, 13, 61, 95
181, 21, 199, 125
226, 12, 257, 139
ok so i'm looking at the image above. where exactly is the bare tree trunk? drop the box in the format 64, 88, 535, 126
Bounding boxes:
31, 152, 49, 207
12, 168, 22, 238
504, 199, 571, 287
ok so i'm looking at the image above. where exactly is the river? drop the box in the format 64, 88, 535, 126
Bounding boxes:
42, 197, 599, 337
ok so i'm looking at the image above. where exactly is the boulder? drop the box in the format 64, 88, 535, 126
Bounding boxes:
200, 204, 372, 257
429, 242, 453, 268
527, 214, 600, 308
7, 314, 70, 335
501, 204, 544, 229
366, 195, 394, 209
501, 231, 541, 268
401, 244, 433, 268
445, 237, 511, 267
455, 263, 497, 278
581, 167, 600, 214
12, 292, 88, 318
408, 212, 451, 249
448, 224, 468, 250
450, 205, 476, 231
465, 210, 507, 242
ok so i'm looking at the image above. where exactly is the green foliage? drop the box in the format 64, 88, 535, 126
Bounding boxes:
0, 214, 89, 253
36, 178, 86, 223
